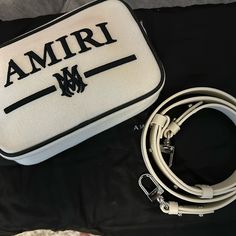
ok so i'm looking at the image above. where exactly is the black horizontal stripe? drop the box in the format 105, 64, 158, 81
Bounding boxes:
84, 54, 137, 78
4, 85, 57, 114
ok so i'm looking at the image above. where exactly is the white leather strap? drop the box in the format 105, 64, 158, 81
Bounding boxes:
139, 87, 236, 216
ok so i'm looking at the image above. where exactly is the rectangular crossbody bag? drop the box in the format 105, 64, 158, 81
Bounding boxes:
0, 0, 164, 165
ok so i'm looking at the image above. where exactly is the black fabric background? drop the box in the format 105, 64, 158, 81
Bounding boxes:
0, 3, 236, 236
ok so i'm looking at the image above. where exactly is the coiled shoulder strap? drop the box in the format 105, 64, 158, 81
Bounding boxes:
139, 87, 236, 216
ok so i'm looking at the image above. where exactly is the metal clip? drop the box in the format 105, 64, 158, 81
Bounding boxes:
160, 131, 175, 167
138, 173, 164, 202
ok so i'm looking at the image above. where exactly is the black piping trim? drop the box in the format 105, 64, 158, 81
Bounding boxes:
0, 0, 108, 48
0, 0, 165, 158
84, 54, 137, 78
4, 86, 57, 114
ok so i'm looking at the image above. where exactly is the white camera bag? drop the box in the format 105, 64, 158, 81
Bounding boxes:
0, 0, 164, 165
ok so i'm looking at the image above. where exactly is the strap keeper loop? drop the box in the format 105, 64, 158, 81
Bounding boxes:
164, 121, 180, 138
196, 184, 214, 199
151, 114, 167, 127
168, 201, 179, 215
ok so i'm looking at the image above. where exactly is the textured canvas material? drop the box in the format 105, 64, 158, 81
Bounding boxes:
0, 0, 163, 165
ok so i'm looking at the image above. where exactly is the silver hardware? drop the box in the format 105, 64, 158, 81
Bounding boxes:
199, 214, 204, 217
139, 174, 164, 201
157, 195, 169, 210
173, 185, 178, 189
138, 174, 169, 210
160, 131, 175, 167
178, 213, 182, 217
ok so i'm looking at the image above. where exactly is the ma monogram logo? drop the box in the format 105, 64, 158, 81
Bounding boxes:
53, 65, 87, 97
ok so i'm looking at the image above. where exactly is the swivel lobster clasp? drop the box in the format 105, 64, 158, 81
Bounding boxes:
160, 131, 175, 167
138, 173, 164, 202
